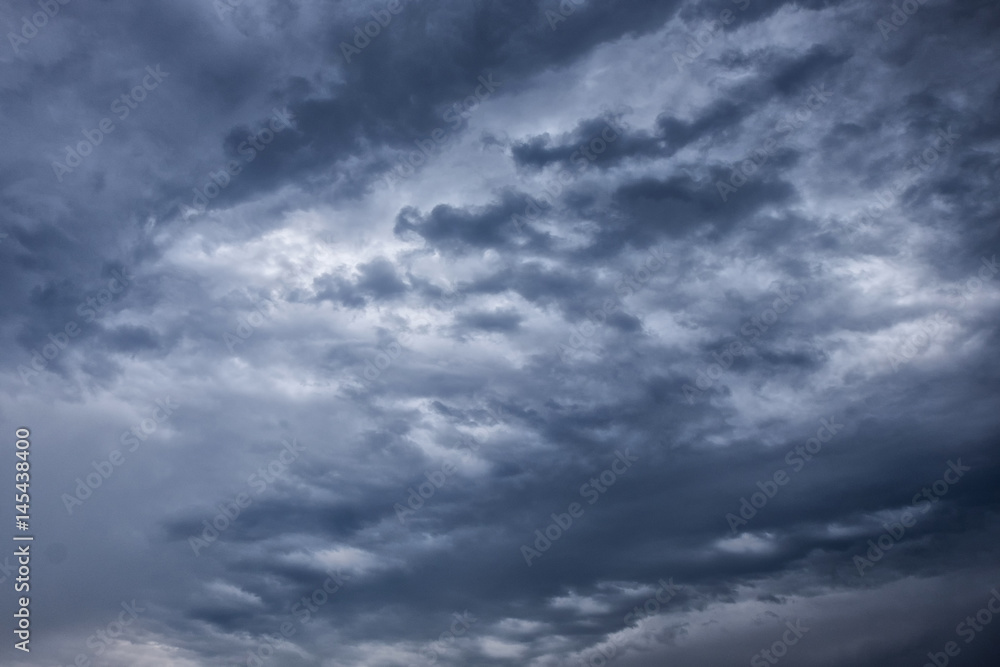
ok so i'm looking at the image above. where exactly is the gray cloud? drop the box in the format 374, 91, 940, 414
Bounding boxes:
2, 0, 1000, 665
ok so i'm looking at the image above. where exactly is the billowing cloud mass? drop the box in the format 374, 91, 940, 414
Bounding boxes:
2, 0, 1000, 665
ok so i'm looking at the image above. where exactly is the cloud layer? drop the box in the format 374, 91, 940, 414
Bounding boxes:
2, 0, 1000, 665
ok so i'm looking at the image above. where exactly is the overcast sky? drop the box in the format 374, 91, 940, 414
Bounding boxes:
2, 0, 1000, 665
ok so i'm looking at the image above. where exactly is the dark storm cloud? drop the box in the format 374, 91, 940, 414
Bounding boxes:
453, 308, 524, 334
312, 256, 410, 308
354, 257, 409, 299
394, 198, 525, 252
3, 0, 1000, 666
508, 45, 850, 177
103, 324, 164, 353
511, 114, 648, 169
605, 170, 797, 241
